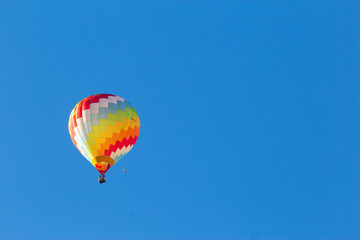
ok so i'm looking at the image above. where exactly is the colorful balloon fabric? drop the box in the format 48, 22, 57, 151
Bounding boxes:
68, 94, 140, 175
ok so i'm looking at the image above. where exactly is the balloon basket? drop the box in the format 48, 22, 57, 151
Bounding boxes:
98, 175, 106, 184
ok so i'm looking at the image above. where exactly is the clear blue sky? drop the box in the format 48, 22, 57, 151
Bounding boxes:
0, 1, 359, 239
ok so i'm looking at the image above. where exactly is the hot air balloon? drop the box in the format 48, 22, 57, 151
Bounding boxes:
68, 94, 140, 183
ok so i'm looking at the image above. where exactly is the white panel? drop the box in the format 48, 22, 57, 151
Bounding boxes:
111, 144, 133, 159
74, 128, 84, 147
90, 103, 99, 114
108, 96, 117, 104
76, 117, 89, 141
99, 98, 108, 108
83, 109, 91, 121
82, 109, 92, 133
115, 96, 125, 102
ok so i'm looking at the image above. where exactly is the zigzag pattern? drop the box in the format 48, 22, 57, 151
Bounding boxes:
69, 94, 140, 174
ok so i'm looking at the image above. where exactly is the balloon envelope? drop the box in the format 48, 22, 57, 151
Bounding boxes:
68, 94, 140, 174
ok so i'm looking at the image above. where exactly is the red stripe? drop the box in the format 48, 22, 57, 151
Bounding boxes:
83, 97, 92, 110
99, 93, 114, 99
109, 136, 135, 155
93, 95, 100, 103
76, 100, 84, 118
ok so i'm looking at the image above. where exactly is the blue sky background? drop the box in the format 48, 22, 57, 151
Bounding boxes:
0, 1, 359, 239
